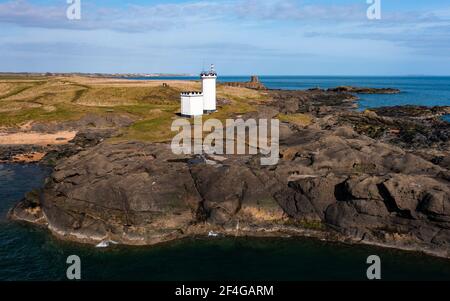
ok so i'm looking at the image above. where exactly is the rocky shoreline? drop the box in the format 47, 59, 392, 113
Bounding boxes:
327, 86, 401, 94
4, 86, 450, 259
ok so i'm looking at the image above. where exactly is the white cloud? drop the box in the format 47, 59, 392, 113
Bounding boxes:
0, 0, 449, 74
0, 0, 372, 32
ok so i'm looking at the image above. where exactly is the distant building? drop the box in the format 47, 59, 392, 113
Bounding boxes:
223, 75, 266, 90
180, 64, 217, 117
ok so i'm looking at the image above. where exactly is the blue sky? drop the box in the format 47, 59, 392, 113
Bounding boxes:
0, 0, 449, 75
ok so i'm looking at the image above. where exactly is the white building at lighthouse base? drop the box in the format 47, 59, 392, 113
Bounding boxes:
180, 92, 204, 117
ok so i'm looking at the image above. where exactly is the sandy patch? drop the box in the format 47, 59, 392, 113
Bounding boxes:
0, 102, 42, 113
11, 152, 46, 163
0, 131, 77, 145
66, 76, 201, 91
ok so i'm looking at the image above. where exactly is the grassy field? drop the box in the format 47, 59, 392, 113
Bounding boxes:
0, 75, 269, 142
277, 113, 312, 127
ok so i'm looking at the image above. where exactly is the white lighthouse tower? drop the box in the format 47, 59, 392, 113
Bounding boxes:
201, 64, 217, 113
180, 64, 217, 117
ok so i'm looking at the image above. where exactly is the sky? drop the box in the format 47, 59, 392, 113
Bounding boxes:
0, 0, 449, 75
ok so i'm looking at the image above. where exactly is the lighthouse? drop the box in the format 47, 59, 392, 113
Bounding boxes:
180, 64, 217, 117
201, 64, 217, 113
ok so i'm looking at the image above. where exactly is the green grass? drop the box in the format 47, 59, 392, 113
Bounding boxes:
116, 104, 178, 142
0, 83, 43, 100
0, 75, 48, 81
278, 113, 312, 127
124, 116, 175, 142
0, 103, 97, 127
73, 85, 181, 106
71, 87, 90, 103
0, 77, 268, 143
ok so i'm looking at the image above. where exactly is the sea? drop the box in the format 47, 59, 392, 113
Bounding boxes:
1, 76, 450, 281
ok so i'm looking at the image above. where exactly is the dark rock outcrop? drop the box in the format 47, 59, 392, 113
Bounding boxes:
373, 105, 450, 119
10, 124, 450, 257
10, 142, 285, 245
268, 89, 358, 116
328, 86, 401, 94
339, 109, 450, 151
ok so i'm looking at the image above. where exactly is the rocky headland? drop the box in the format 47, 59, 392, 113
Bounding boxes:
327, 86, 401, 94
5, 82, 450, 259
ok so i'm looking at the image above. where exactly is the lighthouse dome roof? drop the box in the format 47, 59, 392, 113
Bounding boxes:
200, 71, 217, 77
201, 64, 217, 77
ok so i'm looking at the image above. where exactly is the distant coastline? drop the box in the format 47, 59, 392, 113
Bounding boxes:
2, 72, 450, 78
0, 72, 194, 78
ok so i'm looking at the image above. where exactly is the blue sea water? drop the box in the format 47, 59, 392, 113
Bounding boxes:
1, 76, 450, 281
256, 76, 450, 111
